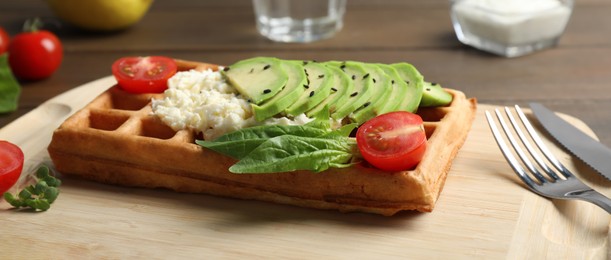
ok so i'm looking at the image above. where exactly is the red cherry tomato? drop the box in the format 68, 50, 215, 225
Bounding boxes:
0, 140, 24, 194
356, 111, 427, 171
0, 27, 9, 54
111, 56, 177, 94
8, 29, 63, 80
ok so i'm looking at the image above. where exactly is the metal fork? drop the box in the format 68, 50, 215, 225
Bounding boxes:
485, 105, 611, 213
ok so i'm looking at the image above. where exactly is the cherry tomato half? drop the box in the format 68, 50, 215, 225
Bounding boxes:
356, 111, 427, 171
8, 29, 63, 80
0, 140, 24, 194
0, 27, 9, 54
111, 56, 177, 94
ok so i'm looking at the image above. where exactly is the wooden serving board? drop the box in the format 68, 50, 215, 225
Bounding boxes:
1, 77, 609, 259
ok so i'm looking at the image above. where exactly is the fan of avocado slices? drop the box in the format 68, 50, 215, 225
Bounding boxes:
205, 57, 453, 174
222, 57, 452, 123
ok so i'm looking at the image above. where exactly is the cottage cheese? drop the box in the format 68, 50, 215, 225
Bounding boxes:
151, 69, 314, 140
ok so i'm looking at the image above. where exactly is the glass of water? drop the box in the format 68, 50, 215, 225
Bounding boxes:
253, 0, 347, 43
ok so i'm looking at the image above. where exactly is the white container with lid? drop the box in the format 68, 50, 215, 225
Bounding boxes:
450, 0, 573, 57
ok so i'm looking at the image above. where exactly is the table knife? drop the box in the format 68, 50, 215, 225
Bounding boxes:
530, 102, 611, 181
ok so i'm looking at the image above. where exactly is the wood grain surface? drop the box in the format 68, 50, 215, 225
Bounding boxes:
1, 1, 611, 258
0, 76, 609, 259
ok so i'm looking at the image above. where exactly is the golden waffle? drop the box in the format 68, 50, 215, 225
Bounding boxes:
48, 60, 477, 216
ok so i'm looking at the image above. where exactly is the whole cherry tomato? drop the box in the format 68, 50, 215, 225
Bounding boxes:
356, 111, 427, 171
0, 140, 24, 194
0, 27, 9, 54
8, 19, 63, 80
111, 56, 177, 93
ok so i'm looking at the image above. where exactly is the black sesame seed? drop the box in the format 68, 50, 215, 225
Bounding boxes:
352, 75, 356, 80
318, 74, 324, 79
263, 89, 272, 94
363, 73, 370, 79
303, 61, 309, 65
405, 80, 410, 84
350, 92, 358, 97
373, 78, 377, 83
304, 84, 310, 89
331, 87, 338, 92
312, 60, 317, 63
431, 82, 438, 86
391, 80, 395, 84
340, 64, 346, 69
304, 69, 309, 76
249, 68, 254, 73
426, 88, 431, 91
223, 67, 230, 72
363, 102, 371, 108
263, 64, 271, 70
309, 91, 315, 97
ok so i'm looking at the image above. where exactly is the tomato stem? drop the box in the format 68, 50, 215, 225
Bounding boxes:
22, 17, 43, 33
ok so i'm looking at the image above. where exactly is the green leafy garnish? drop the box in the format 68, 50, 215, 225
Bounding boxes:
3, 165, 61, 211
197, 125, 328, 159
229, 134, 357, 173
0, 53, 21, 113
197, 123, 361, 174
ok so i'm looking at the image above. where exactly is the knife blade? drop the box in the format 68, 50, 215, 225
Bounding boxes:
530, 102, 611, 180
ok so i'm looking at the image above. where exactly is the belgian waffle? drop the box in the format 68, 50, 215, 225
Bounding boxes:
48, 60, 477, 216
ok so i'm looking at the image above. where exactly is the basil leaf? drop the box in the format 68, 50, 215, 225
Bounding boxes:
0, 53, 21, 113
197, 124, 328, 159
229, 135, 358, 174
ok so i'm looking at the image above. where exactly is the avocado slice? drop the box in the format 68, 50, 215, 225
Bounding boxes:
375, 64, 409, 114
252, 60, 307, 121
325, 61, 373, 120
222, 57, 288, 105
391, 62, 424, 112
420, 81, 453, 107
350, 63, 393, 124
285, 61, 334, 116
306, 65, 353, 118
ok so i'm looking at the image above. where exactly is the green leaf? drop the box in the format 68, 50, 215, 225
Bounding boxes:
33, 181, 49, 194
229, 135, 357, 173
18, 189, 32, 200
0, 53, 21, 113
197, 124, 329, 159
4, 192, 23, 207
3, 164, 61, 211
43, 187, 60, 204
36, 165, 50, 179
43, 176, 61, 187
26, 198, 50, 211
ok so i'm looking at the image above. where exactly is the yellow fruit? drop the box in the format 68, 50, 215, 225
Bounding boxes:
46, 0, 153, 31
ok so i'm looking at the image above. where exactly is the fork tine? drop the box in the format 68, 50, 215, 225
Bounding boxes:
504, 106, 561, 181
485, 110, 539, 188
493, 108, 548, 184
513, 105, 573, 179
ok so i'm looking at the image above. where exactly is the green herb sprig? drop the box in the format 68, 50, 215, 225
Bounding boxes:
197, 122, 361, 174
3, 165, 61, 211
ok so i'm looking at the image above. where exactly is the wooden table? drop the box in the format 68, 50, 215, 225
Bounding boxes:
1, 1, 610, 259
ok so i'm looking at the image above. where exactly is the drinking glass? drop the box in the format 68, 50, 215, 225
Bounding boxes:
253, 0, 347, 43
